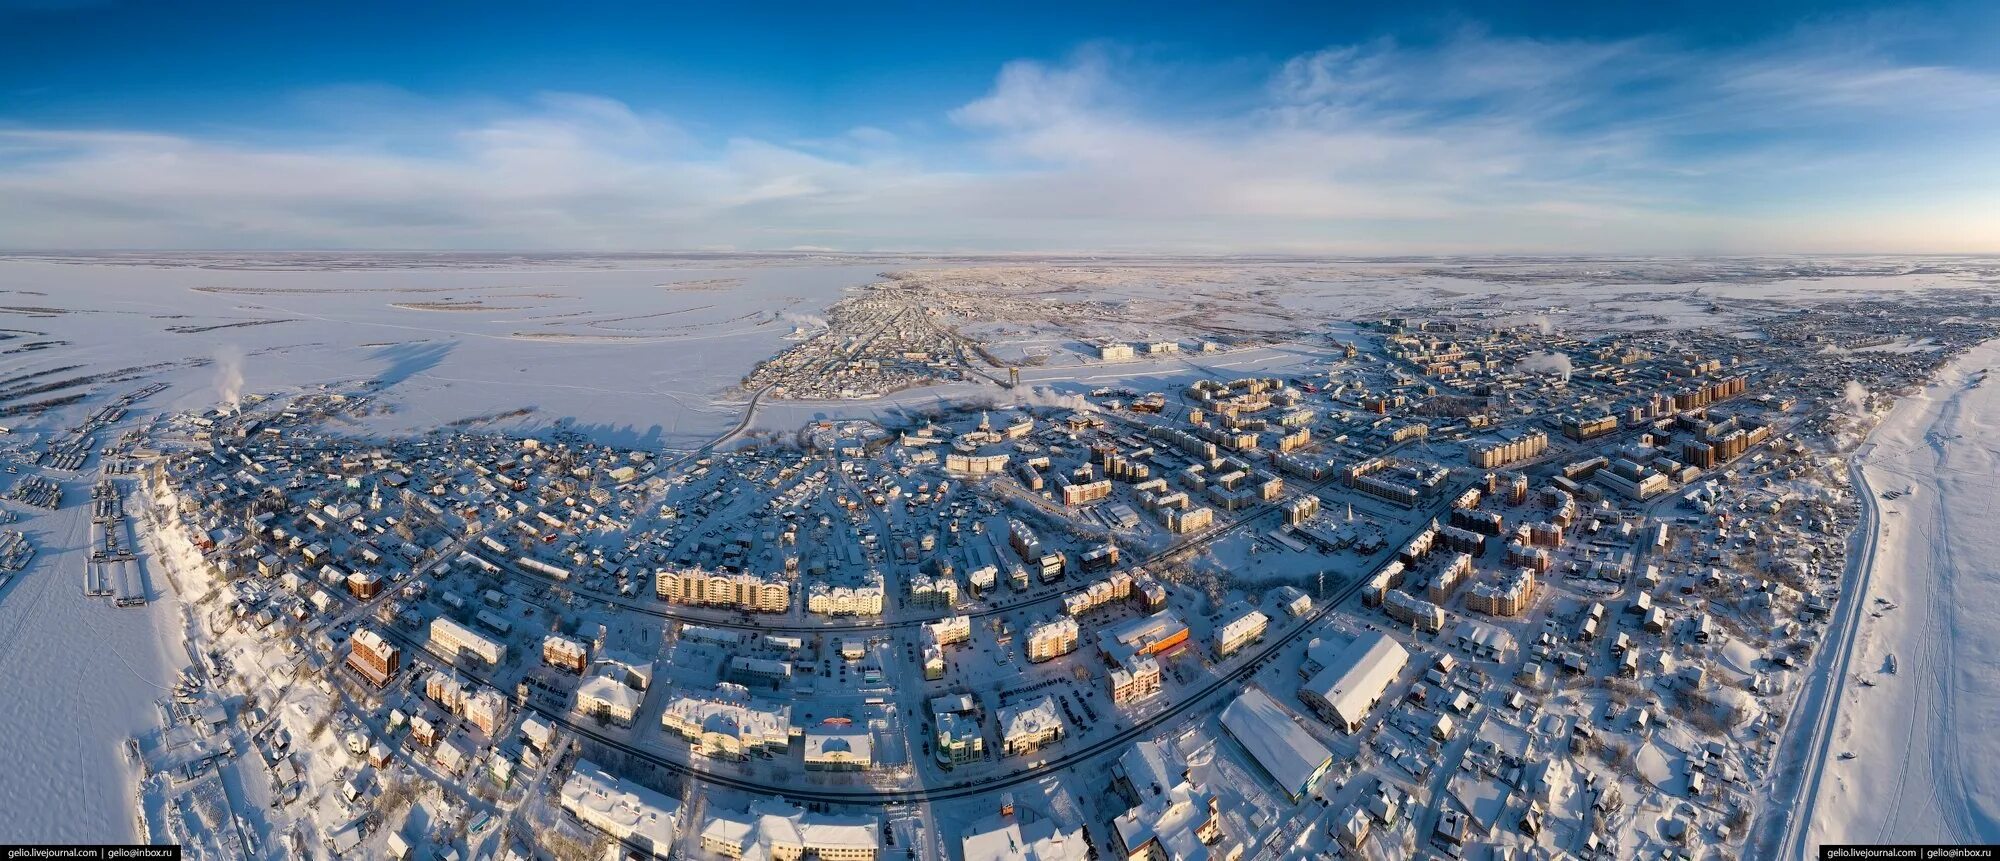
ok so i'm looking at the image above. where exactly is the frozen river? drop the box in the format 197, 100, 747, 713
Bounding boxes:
1806, 338, 2000, 846
0, 497, 184, 841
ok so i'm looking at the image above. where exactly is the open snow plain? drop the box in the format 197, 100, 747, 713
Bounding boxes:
0, 254, 885, 448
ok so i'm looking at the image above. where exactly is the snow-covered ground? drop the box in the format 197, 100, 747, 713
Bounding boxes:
1803, 338, 2000, 847
0, 256, 884, 449
0, 494, 186, 842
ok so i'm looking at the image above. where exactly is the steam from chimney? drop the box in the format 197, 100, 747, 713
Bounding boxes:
1518, 351, 1572, 381
1843, 380, 1869, 413
1012, 385, 1097, 412
214, 345, 245, 413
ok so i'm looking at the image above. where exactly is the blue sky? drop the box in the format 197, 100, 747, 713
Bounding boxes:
2, 0, 1998, 252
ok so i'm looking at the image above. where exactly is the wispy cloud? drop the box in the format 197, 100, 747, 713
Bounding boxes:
2, 21, 1997, 252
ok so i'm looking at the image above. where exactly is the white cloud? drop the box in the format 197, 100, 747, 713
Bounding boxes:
2, 24, 1997, 252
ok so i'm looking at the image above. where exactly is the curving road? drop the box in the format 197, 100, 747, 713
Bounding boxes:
702, 384, 774, 454
1765, 444, 1881, 860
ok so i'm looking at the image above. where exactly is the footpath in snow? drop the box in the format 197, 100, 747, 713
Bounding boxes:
1806, 337, 2000, 847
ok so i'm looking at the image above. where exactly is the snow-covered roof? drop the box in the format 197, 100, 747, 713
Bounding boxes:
701, 800, 878, 857
1302, 631, 1410, 729
999, 696, 1063, 741
662, 689, 791, 741
558, 759, 681, 852
804, 725, 874, 764
576, 674, 644, 715
1218, 688, 1333, 799
961, 812, 1090, 861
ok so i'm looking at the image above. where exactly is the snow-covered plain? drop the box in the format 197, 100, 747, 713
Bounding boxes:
1801, 338, 2000, 846
0, 255, 885, 448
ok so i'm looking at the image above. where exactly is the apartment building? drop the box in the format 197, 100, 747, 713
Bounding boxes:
656, 568, 790, 613
346, 627, 400, 688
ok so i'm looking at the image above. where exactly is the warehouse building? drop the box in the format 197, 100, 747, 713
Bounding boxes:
1299, 632, 1409, 733
1219, 688, 1334, 802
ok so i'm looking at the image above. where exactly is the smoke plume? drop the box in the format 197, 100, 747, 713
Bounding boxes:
214, 345, 245, 412
1843, 380, 1869, 413
1518, 351, 1572, 381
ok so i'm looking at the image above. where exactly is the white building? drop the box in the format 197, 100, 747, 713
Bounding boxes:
1219, 688, 1334, 801
803, 723, 874, 772
576, 674, 646, 726
962, 808, 1090, 861
1214, 603, 1270, 658
558, 759, 681, 858
1026, 617, 1080, 662
999, 696, 1065, 756
927, 615, 972, 647
462, 686, 508, 735
807, 580, 886, 616
1448, 619, 1516, 662
661, 687, 792, 759
1109, 739, 1222, 861
1299, 631, 1409, 733
700, 799, 880, 861
430, 616, 506, 666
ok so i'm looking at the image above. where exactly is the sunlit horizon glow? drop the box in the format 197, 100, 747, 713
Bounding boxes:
2, 1, 1998, 254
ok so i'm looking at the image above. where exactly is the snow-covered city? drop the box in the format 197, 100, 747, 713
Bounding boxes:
0, 252, 1996, 861
6, 3, 2000, 859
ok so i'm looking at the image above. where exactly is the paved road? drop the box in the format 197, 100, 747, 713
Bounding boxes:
701, 384, 773, 454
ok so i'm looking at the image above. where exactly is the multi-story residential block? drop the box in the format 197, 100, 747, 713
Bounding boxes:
926, 615, 972, 647
1214, 603, 1269, 658
1025, 617, 1079, 663
558, 759, 681, 858
700, 800, 880, 861
656, 568, 789, 613
542, 633, 589, 674
1109, 657, 1162, 706
431, 616, 506, 666
661, 688, 792, 760
426, 670, 467, 713
932, 695, 985, 766
1467, 429, 1549, 469
464, 686, 508, 735
907, 572, 958, 608
1467, 568, 1537, 617
347, 627, 400, 687
807, 579, 885, 616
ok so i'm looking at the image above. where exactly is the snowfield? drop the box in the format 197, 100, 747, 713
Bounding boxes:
1801, 338, 2000, 847
0, 493, 186, 842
